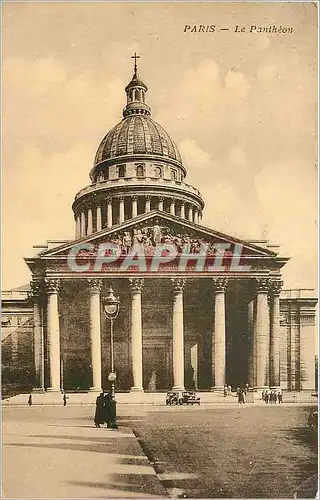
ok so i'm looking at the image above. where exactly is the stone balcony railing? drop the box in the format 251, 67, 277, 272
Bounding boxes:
281, 289, 316, 299
2, 290, 30, 301
75, 176, 203, 201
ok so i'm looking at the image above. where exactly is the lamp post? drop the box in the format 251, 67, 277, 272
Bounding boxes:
102, 287, 120, 429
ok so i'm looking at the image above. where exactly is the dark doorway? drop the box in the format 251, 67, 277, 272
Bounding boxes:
143, 345, 169, 391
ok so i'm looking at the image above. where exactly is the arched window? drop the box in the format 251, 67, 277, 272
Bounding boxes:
154, 166, 162, 178
118, 165, 126, 178
97, 171, 104, 182
136, 164, 145, 178
170, 169, 177, 181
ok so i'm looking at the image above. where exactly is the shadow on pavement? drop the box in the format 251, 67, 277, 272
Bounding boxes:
68, 473, 167, 497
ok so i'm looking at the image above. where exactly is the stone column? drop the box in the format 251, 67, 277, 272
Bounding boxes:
255, 278, 270, 389
194, 210, 199, 224
180, 203, 185, 219
212, 278, 228, 390
188, 205, 193, 222
145, 196, 151, 213
107, 197, 112, 228
270, 280, 282, 389
119, 196, 125, 223
45, 278, 61, 392
247, 298, 255, 389
132, 196, 138, 218
129, 278, 144, 392
171, 278, 186, 390
88, 279, 102, 391
170, 200, 175, 215
96, 205, 102, 232
87, 208, 93, 235
75, 215, 81, 239
158, 197, 164, 211
30, 281, 45, 391
81, 211, 86, 237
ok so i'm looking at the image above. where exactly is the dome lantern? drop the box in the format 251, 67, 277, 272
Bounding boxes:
123, 53, 151, 117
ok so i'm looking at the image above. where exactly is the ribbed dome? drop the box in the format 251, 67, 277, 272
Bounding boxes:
94, 115, 182, 167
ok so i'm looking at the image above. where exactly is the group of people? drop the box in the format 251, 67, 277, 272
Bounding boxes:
236, 385, 250, 404
223, 384, 250, 403
94, 391, 116, 428
262, 390, 283, 404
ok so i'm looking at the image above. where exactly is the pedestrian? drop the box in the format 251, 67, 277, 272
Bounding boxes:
278, 391, 282, 404
224, 385, 228, 397
94, 392, 105, 428
28, 394, 32, 406
227, 384, 232, 396
63, 392, 68, 406
265, 391, 269, 404
262, 390, 265, 401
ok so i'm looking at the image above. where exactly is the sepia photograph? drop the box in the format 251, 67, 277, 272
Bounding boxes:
1, 1, 318, 498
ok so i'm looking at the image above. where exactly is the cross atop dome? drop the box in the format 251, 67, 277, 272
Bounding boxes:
131, 52, 140, 77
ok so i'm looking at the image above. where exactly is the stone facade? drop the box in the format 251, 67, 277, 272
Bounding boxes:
1, 61, 317, 397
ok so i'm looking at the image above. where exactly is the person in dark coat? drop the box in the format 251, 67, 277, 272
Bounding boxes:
28, 394, 32, 406
94, 393, 105, 428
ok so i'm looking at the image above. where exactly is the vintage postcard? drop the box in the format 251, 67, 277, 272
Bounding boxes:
2, 2, 318, 499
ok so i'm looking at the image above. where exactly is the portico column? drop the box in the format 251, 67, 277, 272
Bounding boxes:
75, 215, 81, 239
247, 297, 255, 389
145, 196, 151, 213
129, 278, 144, 392
171, 278, 186, 391
212, 278, 228, 390
45, 278, 61, 392
96, 205, 102, 232
87, 208, 93, 235
188, 205, 193, 222
180, 203, 185, 219
255, 278, 270, 389
30, 281, 45, 391
81, 211, 86, 237
132, 196, 138, 218
270, 280, 282, 389
119, 196, 125, 223
88, 279, 102, 391
158, 197, 164, 211
170, 200, 175, 215
107, 197, 112, 228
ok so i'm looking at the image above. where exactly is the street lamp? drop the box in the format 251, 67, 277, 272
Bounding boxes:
102, 287, 120, 429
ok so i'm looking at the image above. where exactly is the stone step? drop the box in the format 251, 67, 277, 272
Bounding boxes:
3, 391, 242, 406
2, 390, 316, 406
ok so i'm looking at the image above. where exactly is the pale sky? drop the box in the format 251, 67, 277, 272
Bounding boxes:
2, 2, 318, 291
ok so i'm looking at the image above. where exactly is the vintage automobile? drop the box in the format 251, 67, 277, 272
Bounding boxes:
166, 391, 200, 406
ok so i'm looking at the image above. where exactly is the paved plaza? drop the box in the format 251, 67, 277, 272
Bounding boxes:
2, 403, 318, 498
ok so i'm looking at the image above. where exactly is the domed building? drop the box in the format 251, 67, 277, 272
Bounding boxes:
72, 62, 204, 238
2, 59, 317, 403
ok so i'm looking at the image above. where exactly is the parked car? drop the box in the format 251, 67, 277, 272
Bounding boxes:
166, 391, 200, 406
181, 391, 201, 405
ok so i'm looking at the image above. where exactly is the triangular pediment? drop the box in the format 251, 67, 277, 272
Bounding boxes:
37, 210, 278, 259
